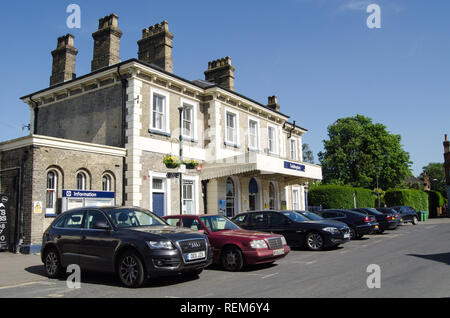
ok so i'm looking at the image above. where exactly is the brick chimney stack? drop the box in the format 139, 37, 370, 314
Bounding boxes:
204, 56, 235, 91
91, 14, 123, 71
50, 34, 78, 86
267, 96, 280, 112
138, 21, 174, 73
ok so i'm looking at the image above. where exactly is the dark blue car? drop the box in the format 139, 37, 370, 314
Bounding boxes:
316, 209, 379, 239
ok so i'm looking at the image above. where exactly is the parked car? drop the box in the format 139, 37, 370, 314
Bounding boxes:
351, 208, 399, 233
375, 208, 402, 226
41, 206, 212, 288
231, 210, 351, 251
163, 214, 290, 271
389, 206, 420, 225
316, 209, 379, 240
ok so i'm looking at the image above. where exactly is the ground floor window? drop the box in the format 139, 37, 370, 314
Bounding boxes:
226, 178, 235, 218
183, 180, 194, 214
46, 171, 57, 214
249, 178, 259, 211
269, 182, 276, 210
292, 188, 300, 210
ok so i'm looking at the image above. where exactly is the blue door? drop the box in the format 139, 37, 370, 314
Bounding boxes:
152, 193, 165, 217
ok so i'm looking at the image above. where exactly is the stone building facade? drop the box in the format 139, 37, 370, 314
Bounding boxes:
0, 14, 322, 253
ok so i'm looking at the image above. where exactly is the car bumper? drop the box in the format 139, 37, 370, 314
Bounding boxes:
143, 247, 213, 277
243, 245, 290, 265
323, 232, 351, 246
355, 224, 377, 235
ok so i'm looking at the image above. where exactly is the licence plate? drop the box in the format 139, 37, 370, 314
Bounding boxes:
186, 251, 206, 261
344, 233, 350, 239
273, 248, 285, 256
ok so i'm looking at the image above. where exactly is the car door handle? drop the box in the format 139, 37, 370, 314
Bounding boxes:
81, 235, 86, 240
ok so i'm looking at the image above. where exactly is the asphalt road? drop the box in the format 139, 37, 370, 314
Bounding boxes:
1, 218, 449, 298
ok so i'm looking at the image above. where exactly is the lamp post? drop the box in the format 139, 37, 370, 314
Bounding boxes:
178, 106, 185, 215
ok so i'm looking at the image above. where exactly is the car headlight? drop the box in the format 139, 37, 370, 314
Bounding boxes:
249, 240, 268, 249
146, 240, 175, 250
322, 227, 340, 234
281, 236, 287, 246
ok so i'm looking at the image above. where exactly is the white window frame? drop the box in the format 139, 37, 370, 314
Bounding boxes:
102, 174, 113, 192
150, 87, 170, 134
224, 107, 240, 147
290, 138, 298, 161
76, 172, 87, 190
281, 132, 287, 158
248, 117, 260, 151
292, 186, 301, 210
267, 124, 278, 155
180, 98, 198, 141
182, 175, 199, 215
46, 171, 57, 215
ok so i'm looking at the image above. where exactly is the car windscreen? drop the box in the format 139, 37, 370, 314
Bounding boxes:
200, 215, 240, 232
281, 211, 311, 222
105, 208, 168, 228
297, 211, 324, 221
365, 208, 384, 215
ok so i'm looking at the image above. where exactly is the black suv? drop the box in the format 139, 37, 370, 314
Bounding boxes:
232, 210, 351, 251
389, 206, 420, 225
316, 209, 379, 239
41, 206, 212, 288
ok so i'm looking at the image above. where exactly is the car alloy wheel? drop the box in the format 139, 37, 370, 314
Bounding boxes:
412, 216, 419, 225
221, 247, 244, 272
118, 252, 145, 288
349, 228, 357, 240
44, 249, 63, 278
306, 232, 324, 251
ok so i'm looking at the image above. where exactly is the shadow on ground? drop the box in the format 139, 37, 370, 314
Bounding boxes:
407, 253, 450, 266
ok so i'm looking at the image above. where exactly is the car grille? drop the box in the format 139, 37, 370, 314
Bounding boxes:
266, 237, 283, 250
177, 239, 207, 253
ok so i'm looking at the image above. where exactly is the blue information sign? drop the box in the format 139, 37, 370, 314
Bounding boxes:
63, 190, 115, 199
284, 161, 306, 172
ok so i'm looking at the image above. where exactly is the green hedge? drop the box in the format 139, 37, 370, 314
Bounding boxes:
426, 190, 444, 218
384, 189, 429, 216
308, 185, 375, 209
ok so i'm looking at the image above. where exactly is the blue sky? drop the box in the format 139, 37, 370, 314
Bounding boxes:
1, 0, 449, 176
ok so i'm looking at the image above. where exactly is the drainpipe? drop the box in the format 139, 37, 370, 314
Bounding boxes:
117, 65, 127, 206
288, 121, 296, 139
29, 96, 39, 134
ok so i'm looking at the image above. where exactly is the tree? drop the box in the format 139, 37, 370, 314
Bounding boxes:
419, 162, 447, 198
302, 143, 314, 164
318, 115, 412, 189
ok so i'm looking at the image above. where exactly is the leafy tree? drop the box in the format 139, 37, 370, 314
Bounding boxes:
318, 115, 412, 189
302, 143, 314, 164
419, 162, 447, 198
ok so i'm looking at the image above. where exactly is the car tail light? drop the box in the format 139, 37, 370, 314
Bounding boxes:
362, 216, 371, 222
386, 215, 392, 221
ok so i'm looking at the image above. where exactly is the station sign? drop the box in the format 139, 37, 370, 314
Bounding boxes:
0, 194, 9, 251
284, 161, 306, 172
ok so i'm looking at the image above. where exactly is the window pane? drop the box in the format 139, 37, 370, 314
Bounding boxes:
85, 210, 108, 229
152, 178, 163, 190
64, 212, 85, 228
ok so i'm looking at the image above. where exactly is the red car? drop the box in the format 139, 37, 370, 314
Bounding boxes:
163, 214, 290, 271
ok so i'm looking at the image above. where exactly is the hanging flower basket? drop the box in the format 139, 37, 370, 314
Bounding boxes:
163, 155, 181, 169
183, 159, 200, 170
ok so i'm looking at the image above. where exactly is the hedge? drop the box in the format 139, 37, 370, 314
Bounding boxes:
308, 185, 375, 209
384, 189, 429, 216
426, 190, 445, 218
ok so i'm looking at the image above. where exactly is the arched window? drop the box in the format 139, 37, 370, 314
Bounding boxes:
249, 178, 259, 211
46, 171, 57, 214
269, 182, 276, 210
226, 178, 235, 217
76, 172, 87, 190
102, 174, 112, 192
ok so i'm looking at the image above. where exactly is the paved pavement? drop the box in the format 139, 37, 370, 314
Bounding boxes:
0, 218, 449, 298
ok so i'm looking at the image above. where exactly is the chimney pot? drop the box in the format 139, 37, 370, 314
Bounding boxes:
267, 95, 280, 112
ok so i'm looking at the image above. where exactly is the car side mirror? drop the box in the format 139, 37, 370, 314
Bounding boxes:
92, 221, 110, 231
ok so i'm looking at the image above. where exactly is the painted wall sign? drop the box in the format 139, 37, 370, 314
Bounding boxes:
63, 190, 115, 198
0, 194, 9, 251
33, 201, 43, 214
284, 161, 306, 172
